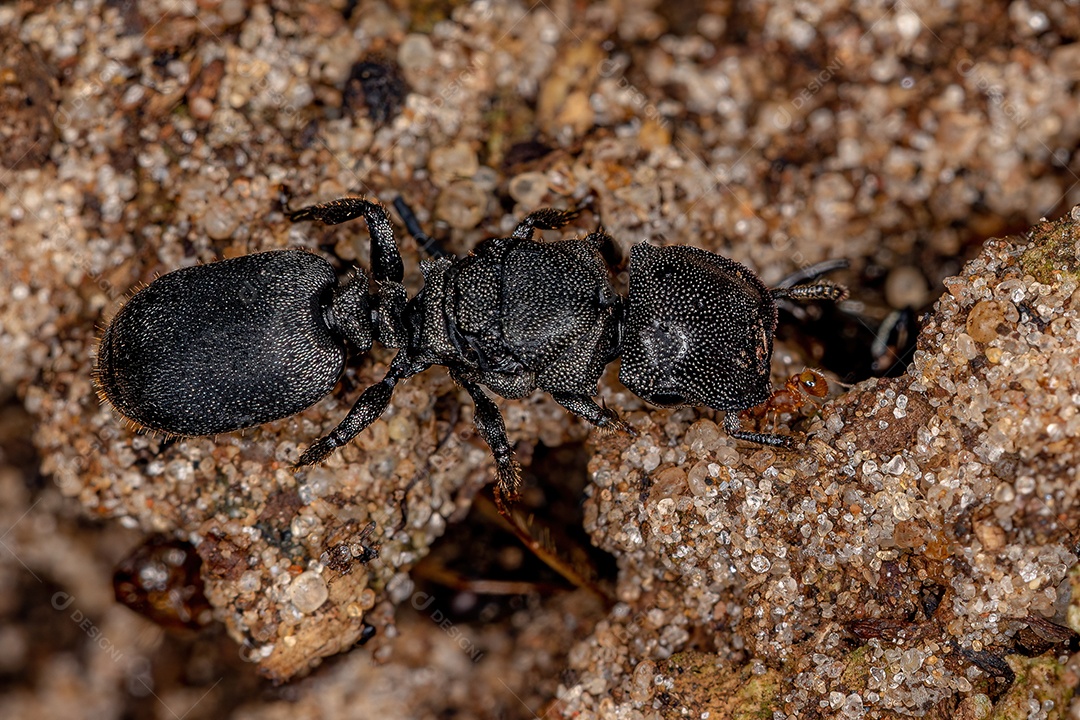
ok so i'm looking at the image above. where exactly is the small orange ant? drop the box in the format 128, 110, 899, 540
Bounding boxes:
741, 368, 830, 432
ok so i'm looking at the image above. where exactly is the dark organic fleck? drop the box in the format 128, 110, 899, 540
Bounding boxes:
356, 622, 377, 646
114, 536, 213, 630
344, 56, 408, 126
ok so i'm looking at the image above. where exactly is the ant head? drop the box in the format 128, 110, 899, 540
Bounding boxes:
618, 243, 778, 412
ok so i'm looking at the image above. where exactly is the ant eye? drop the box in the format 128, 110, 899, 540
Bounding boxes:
650, 393, 685, 406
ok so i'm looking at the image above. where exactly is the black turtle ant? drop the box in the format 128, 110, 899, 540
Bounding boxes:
95, 197, 846, 511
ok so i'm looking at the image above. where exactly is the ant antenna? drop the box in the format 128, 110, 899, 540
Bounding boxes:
774, 258, 849, 288
772, 258, 849, 302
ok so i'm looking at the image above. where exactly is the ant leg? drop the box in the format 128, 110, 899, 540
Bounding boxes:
290, 197, 408, 346
455, 376, 521, 514
552, 393, 636, 436
512, 208, 582, 240
391, 196, 448, 258
772, 258, 849, 303
288, 197, 403, 283
723, 411, 795, 449
297, 378, 396, 466
583, 229, 624, 269
297, 356, 424, 466
773, 282, 848, 302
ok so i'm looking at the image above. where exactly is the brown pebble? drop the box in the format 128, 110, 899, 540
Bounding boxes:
638, 118, 671, 150
885, 266, 930, 309
509, 171, 549, 207
187, 58, 225, 121
965, 300, 1005, 343
0, 34, 57, 169
434, 180, 487, 229
746, 449, 776, 473
973, 520, 1006, 551
650, 466, 688, 502
429, 140, 478, 187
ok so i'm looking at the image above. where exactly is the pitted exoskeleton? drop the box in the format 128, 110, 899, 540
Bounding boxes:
618, 242, 846, 446
95, 196, 846, 511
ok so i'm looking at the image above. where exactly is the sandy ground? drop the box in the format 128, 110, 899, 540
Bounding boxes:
2, 0, 1080, 717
